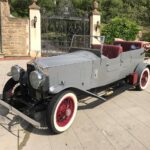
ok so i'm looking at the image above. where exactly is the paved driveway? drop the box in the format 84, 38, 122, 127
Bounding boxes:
0, 59, 150, 150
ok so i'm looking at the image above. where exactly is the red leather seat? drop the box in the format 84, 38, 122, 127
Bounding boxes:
92, 44, 123, 59
114, 41, 143, 52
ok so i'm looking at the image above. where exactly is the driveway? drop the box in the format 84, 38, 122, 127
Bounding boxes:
0, 59, 150, 150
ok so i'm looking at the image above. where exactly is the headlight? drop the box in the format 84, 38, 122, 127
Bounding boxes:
11, 65, 22, 81
29, 71, 45, 89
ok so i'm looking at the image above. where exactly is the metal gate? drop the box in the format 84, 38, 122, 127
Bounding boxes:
41, 3, 89, 55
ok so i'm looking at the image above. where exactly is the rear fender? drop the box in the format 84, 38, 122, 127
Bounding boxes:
135, 62, 150, 81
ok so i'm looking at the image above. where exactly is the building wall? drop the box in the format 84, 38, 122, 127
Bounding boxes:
0, 0, 29, 56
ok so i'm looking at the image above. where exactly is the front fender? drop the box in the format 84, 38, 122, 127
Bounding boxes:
49, 85, 81, 94
2, 78, 18, 100
49, 85, 65, 94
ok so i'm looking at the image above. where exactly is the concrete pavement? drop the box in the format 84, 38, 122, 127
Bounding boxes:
0, 59, 150, 150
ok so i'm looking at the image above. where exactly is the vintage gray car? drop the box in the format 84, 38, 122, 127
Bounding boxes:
0, 35, 150, 134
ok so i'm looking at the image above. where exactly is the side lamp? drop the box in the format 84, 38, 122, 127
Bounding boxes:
33, 16, 37, 28
95, 21, 100, 31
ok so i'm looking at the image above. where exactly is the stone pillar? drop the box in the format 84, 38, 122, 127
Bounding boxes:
90, 0, 101, 45
29, 0, 41, 57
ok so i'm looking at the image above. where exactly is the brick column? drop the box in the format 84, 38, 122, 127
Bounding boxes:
29, 0, 41, 57
0, 0, 10, 56
90, 0, 101, 45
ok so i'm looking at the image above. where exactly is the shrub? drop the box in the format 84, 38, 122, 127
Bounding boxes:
141, 32, 150, 42
102, 17, 140, 44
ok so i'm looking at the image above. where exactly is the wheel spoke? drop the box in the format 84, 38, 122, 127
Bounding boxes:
56, 96, 75, 127
141, 70, 149, 87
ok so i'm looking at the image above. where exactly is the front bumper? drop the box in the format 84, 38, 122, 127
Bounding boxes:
0, 99, 41, 127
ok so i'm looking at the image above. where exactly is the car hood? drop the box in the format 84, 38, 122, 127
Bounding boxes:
33, 51, 99, 69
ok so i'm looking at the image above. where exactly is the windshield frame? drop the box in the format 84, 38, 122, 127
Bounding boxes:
70, 35, 105, 57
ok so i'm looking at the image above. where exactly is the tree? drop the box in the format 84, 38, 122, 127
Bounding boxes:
100, 0, 123, 23
9, 0, 150, 26
102, 17, 140, 44
9, 0, 30, 17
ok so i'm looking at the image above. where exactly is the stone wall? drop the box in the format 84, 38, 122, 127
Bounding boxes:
0, 0, 29, 56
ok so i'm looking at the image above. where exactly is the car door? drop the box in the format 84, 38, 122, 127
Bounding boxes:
120, 51, 132, 78
105, 56, 122, 83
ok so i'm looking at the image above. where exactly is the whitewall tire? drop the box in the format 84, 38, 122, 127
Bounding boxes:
137, 68, 150, 90
46, 91, 78, 134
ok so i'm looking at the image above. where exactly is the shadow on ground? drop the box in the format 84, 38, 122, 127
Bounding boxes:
78, 84, 135, 110
0, 84, 137, 136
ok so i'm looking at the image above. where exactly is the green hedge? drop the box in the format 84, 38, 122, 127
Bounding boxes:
102, 17, 140, 44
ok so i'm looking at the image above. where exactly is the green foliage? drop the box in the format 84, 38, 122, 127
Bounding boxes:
72, 0, 92, 11
9, 0, 150, 26
9, 0, 30, 17
38, 0, 54, 10
100, 0, 150, 26
141, 32, 150, 42
102, 17, 140, 44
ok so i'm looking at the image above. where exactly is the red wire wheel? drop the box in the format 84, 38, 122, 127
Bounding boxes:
138, 68, 150, 90
46, 91, 78, 134
56, 96, 75, 127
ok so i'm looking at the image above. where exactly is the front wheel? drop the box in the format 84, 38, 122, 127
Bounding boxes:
136, 68, 150, 90
2, 78, 24, 109
46, 91, 78, 134
2, 78, 18, 102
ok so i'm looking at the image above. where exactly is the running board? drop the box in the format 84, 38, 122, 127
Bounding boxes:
0, 100, 41, 127
82, 90, 107, 102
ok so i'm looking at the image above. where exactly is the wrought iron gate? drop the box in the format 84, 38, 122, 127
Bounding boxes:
41, 3, 89, 55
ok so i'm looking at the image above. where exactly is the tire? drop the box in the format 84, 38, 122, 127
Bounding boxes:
2, 78, 18, 102
137, 68, 150, 90
46, 91, 78, 134
2, 78, 24, 108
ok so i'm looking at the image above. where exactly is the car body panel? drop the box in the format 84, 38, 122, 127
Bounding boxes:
28, 47, 145, 94
34, 51, 98, 69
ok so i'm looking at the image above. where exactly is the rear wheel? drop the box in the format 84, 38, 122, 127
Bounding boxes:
46, 91, 78, 134
137, 68, 150, 90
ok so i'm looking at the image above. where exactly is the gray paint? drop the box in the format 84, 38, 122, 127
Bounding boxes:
30, 48, 145, 94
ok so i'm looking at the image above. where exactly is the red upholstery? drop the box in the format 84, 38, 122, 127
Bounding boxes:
92, 44, 123, 59
114, 41, 143, 52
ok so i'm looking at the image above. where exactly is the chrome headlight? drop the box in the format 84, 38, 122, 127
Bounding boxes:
29, 71, 45, 89
11, 65, 22, 81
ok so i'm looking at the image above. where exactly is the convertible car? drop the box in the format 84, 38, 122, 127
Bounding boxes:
0, 35, 150, 134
